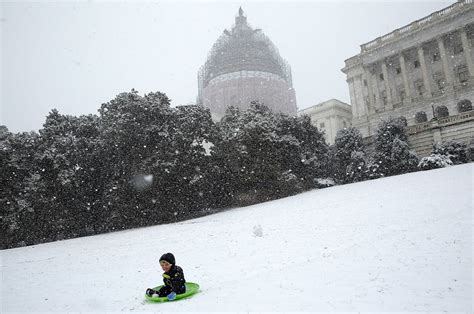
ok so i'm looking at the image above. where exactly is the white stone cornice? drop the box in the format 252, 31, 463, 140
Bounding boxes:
361, 0, 473, 53
360, 10, 473, 65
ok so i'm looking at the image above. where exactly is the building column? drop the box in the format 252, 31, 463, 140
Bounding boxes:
417, 45, 432, 98
381, 60, 393, 109
399, 53, 412, 102
432, 125, 442, 145
371, 65, 382, 111
386, 58, 398, 105
347, 77, 359, 118
363, 67, 375, 115
355, 75, 368, 117
437, 35, 454, 87
460, 28, 474, 77
329, 116, 336, 144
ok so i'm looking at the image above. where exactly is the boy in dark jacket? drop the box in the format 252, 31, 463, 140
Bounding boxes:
146, 253, 186, 300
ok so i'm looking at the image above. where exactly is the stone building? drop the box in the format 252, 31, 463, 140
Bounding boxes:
298, 99, 352, 145
342, 0, 474, 156
197, 8, 297, 121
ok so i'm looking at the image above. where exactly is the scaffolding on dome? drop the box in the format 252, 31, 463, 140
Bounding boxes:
197, 9, 293, 104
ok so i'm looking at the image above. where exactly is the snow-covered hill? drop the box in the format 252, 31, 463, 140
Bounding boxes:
2, 164, 472, 312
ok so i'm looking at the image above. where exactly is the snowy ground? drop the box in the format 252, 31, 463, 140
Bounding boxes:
1, 164, 472, 312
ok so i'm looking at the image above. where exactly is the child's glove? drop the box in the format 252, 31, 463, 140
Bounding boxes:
145, 288, 154, 297
167, 292, 177, 301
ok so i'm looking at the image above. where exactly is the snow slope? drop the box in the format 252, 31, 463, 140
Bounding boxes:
1, 164, 472, 312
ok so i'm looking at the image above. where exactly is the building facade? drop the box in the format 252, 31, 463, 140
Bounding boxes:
298, 99, 352, 145
342, 0, 474, 156
197, 8, 297, 121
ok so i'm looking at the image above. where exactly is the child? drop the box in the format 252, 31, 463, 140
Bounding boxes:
146, 253, 186, 300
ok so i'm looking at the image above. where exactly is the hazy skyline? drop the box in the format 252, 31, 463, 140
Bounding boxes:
2, 0, 452, 133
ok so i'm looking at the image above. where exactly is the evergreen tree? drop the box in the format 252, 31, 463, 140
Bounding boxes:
214, 102, 329, 206
371, 117, 419, 177
31, 110, 105, 241
99, 91, 217, 226
418, 154, 452, 171
432, 140, 468, 165
99, 90, 177, 228
0, 127, 41, 248
166, 104, 216, 218
333, 127, 365, 183
390, 137, 419, 174
214, 102, 282, 205
277, 114, 330, 189
346, 151, 369, 183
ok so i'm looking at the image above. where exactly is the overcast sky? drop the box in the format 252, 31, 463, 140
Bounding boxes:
1, 0, 452, 133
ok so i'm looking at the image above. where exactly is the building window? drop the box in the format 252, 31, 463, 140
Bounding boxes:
381, 90, 387, 106
453, 43, 464, 55
400, 89, 406, 104
379, 73, 384, 81
364, 96, 369, 106
320, 122, 325, 129
343, 121, 347, 128
363, 79, 368, 87
433, 73, 445, 92
436, 78, 445, 91
432, 52, 440, 62
414, 80, 425, 96
396, 67, 401, 75
230, 95, 239, 106
456, 65, 469, 83
414, 60, 420, 68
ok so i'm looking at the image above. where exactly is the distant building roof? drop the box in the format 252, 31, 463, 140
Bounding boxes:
298, 99, 351, 115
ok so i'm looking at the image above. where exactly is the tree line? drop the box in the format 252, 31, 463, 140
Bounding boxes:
1, 90, 471, 249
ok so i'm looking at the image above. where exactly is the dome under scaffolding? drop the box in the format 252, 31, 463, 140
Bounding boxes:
197, 8, 297, 120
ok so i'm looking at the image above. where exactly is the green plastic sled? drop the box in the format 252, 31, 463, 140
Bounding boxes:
145, 282, 200, 302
